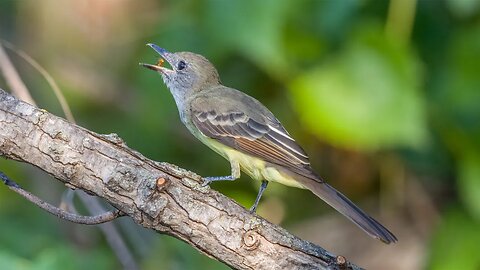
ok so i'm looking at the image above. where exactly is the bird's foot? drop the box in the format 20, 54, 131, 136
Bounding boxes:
201, 178, 213, 187
201, 175, 236, 187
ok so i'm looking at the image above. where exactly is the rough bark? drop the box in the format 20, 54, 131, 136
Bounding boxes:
0, 88, 362, 270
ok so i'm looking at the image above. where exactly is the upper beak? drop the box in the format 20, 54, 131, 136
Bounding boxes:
140, 43, 173, 73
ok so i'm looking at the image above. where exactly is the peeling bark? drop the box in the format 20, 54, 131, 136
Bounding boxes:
0, 88, 362, 270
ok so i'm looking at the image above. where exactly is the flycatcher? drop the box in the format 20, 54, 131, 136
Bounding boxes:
141, 43, 397, 244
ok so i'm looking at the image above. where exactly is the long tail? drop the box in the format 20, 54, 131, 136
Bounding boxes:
302, 179, 397, 244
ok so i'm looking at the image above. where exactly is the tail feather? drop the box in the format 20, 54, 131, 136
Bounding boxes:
303, 180, 397, 244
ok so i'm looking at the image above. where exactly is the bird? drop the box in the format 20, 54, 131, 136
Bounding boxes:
140, 43, 397, 244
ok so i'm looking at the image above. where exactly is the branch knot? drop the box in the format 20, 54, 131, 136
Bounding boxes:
243, 230, 261, 251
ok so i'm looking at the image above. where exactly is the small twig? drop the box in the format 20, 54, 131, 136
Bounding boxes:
0, 171, 125, 225
0, 40, 75, 123
0, 44, 36, 105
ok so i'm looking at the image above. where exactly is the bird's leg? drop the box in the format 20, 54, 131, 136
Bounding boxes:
202, 160, 240, 186
249, 180, 269, 213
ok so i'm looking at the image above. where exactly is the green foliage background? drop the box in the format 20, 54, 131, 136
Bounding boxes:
0, 0, 479, 269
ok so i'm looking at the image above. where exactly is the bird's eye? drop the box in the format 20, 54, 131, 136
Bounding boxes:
177, 60, 187, 70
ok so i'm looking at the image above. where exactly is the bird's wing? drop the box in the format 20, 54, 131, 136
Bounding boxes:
190, 90, 321, 181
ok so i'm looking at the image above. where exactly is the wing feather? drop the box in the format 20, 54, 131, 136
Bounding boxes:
191, 104, 319, 180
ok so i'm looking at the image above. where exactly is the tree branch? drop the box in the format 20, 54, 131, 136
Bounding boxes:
0, 88, 362, 270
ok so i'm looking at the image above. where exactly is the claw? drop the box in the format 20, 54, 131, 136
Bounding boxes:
201, 178, 212, 187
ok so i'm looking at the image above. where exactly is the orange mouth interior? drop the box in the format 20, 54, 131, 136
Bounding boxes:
157, 58, 165, 67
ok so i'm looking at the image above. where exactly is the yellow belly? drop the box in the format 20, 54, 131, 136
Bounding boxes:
202, 137, 305, 189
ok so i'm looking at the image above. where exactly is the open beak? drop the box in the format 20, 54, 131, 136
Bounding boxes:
140, 43, 173, 74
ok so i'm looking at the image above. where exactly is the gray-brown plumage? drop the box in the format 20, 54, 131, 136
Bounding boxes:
190, 89, 317, 180
141, 43, 397, 244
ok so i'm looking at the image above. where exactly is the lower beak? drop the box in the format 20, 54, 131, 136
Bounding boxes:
140, 43, 173, 73
140, 63, 164, 72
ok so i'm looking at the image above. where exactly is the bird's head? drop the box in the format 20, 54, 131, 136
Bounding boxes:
141, 44, 220, 95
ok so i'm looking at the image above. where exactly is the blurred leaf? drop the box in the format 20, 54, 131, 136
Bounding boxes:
0, 251, 30, 270
445, 0, 480, 18
143, 236, 227, 270
442, 25, 480, 224
457, 151, 480, 220
428, 208, 480, 270
433, 25, 480, 152
289, 25, 427, 150
316, 0, 360, 42
204, 0, 294, 78
0, 244, 114, 270
32, 246, 113, 270
32, 248, 78, 270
